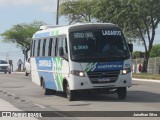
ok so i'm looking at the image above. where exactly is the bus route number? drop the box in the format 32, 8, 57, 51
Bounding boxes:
74, 32, 94, 39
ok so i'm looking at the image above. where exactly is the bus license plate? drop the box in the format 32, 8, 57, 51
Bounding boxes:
98, 78, 110, 82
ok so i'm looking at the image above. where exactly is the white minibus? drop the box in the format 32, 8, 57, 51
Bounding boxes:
31, 23, 133, 101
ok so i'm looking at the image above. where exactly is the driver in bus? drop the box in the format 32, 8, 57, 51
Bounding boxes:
102, 40, 124, 54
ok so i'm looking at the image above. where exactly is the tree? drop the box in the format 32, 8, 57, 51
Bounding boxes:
132, 51, 145, 59
60, 0, 97, 24
1, 21, 45, 60
60, 0, 160, 72
150, 44, 160, 58
93, 0, 160, 72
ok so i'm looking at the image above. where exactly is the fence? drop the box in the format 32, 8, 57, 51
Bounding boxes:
132, 57, 160, 74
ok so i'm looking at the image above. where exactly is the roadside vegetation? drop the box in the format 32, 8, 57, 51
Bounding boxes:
133, 73, 160, 80
1, 21, 45, 60
60, 0, 160, 73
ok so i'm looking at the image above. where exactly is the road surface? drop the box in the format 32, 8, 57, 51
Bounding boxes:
0, 73, 160, 120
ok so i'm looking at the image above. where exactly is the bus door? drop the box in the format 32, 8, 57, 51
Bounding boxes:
54, 37, 69, 91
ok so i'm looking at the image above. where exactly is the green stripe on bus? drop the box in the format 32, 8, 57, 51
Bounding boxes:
84, 62, 96, 72
51, 30, 59, 36
53, 57, 63, 91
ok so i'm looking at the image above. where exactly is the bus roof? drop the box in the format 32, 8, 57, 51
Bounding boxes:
32, 23, 120, 39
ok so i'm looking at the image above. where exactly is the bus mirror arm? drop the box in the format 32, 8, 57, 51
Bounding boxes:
128, 43, 133, 53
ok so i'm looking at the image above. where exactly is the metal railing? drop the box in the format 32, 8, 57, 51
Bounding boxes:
132, 57, 160, 74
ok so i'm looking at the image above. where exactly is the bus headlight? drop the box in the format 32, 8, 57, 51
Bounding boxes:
71, 70, 85, 77
122, 68, 131, 75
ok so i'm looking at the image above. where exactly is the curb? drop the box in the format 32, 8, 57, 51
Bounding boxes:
133, 78, 160, 83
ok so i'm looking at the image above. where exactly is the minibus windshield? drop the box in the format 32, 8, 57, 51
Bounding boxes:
70, 30, 130, 62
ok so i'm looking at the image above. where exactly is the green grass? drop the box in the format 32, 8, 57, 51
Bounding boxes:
133, 73, 160, 80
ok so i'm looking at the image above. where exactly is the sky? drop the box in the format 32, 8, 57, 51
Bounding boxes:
0, 0, 159, 71
0, 0, 68, 71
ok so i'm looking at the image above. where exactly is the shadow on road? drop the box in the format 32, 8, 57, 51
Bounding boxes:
53, 90, 160, 103
125, 91, 160, 102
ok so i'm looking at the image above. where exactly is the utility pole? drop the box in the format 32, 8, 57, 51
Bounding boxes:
6, 53, 8, 61
22, 48, 26, 71
56, 0, 59, 25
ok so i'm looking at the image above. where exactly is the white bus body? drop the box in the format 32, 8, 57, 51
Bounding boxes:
31, 23, 132, 101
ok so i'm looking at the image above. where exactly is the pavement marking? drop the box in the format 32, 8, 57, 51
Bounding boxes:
133, 78, 160, 83
34, 103, 46, 109
19, 99, 26, 102
14, 96, 20, 99
7, 94, 13, 96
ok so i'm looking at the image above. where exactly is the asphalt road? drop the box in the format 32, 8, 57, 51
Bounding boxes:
0, 73, 160, 120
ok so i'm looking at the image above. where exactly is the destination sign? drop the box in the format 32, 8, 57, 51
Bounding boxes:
73, 32, 94, 39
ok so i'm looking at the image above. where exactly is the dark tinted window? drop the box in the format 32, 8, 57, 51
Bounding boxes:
48, 38, 53, 56
51, 38, 56, 57
32, 40, 36, 56
70, 30, 130, 62
0, 60, 8, 64
42, 39, 46, 56
37, 40, 41, 56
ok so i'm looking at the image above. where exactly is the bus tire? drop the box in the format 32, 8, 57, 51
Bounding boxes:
50, 89, 56, 95
42, 81, 51, 95
25, 72, 29, 76
25, 70, 29, 76
66, 82, 75, 101
117, 87, 127, 100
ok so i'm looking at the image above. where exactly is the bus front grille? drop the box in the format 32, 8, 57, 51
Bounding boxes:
87, 71, 120, 84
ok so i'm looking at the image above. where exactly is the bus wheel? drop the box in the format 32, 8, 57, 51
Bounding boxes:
66, 82, 74, 101
117, 87, 127, 100
50, 90, 56, 95
42, 81, 51, 95
25, 70, 29, 76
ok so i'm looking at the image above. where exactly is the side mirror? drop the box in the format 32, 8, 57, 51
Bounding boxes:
59, 47, 64, 56
9, 60, 13, 65
128, 43, 133, 53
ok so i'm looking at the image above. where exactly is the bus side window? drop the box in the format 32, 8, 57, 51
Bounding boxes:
57, 38, 63, 57
55, 38, 58, 56
34, 40, 39, 57
51, 38, 56, 57
63, 38, 68, 60
63, 38, 68, 54
42, 39, 46, 56
48, 38, 53, 56
45, 39, 50, 56
37, 40, 41, 56
39, 39, 43, 57
31, 40, 33, 57
32, 40, 36, 57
